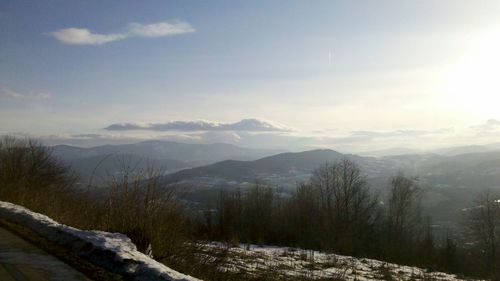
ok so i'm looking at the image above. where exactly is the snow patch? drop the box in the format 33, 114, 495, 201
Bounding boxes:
0, 201, 200, 281
199, 242, 483, 281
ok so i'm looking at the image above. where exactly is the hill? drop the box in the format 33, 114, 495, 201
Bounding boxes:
163, 149, 388, 183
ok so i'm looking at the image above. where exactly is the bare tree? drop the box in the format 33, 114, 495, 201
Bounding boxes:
310, 159, 379, 253
217, 188, 242, 243
290, 182, 320, 248
386, 173, 423, 243
0, 136, 75, 206
466, 189, 500, 273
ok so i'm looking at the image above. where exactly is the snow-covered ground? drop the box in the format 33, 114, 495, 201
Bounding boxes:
0, 201, 200, 281
198, 242, 482, 281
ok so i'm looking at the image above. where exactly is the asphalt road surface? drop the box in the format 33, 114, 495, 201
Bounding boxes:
0, 226, 91, 281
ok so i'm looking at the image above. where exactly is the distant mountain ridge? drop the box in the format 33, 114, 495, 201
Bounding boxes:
51, 140, 285, 186
162, 148, 500, 225
51, 140, 500, 192
67, 154, 186, 186
52, 140, 285, 166
430, 143, 500, 156
163, 148, 500, 188
358, 143, 500, 157
50, 140, 500, 224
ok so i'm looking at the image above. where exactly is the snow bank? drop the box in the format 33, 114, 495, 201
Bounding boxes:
201, 242, 481, 281
0, 201, 200, 281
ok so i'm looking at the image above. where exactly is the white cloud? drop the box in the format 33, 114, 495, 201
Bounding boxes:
0, 85, 51, 100
49, 28, 126, 45
472, 119, 500, 132
48, 20, 194, 45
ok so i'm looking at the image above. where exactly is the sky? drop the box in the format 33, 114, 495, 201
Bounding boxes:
1, 0, 500, 153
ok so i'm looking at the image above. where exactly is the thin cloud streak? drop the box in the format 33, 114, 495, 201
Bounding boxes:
0, 85, 52, 100
127, 21, 195, 37
48, 20, 195, 45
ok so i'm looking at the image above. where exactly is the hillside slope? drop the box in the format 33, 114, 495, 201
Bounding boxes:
163, 149, 387, 183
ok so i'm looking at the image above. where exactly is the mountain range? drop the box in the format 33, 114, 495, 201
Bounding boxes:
160, 148, 500, 223
52, 140, 500, 190
51, 140, 500, 222
51, 140, 284, 185
52, 140, 284, 165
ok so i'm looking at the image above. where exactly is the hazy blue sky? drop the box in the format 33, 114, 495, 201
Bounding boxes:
1, 1, 500, 152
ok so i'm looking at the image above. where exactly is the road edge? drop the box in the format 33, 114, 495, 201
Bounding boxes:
0, 217, 124, 281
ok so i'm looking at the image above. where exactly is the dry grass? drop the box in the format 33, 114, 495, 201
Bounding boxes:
0, 136, 187, 262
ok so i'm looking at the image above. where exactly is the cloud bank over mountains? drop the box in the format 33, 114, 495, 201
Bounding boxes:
472, 119, 500, 132
48, 20, 194, 45
6, 118, 500, 153
105, 119, 291, 132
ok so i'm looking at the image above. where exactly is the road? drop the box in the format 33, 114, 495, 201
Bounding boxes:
0, 226, 91, 281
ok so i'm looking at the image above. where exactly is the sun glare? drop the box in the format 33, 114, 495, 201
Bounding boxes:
442, 29, 500, 117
